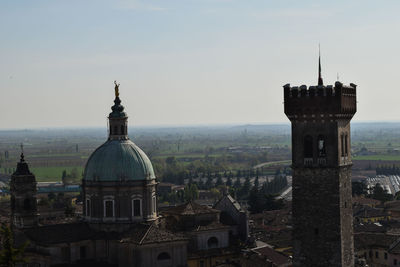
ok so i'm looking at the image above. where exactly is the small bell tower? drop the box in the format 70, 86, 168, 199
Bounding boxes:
10, 150, 38, 228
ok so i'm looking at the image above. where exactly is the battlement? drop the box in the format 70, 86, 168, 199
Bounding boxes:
284, 81, 357, 119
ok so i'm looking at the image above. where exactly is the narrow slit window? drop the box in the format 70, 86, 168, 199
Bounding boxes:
341, 134, 345, 157
317, 135, 326, 157
304, 135, 313, 158
345, 134, 348, 156
86, 199, 91, 216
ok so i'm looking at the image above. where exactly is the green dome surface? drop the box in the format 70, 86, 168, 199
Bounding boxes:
83, 140, 155, 181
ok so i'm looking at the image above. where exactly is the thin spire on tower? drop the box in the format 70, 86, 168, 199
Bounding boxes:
20, 143, 25, 162
318, 44, 323, 86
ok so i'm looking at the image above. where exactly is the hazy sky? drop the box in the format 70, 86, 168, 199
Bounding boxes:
1, 0, 400, 129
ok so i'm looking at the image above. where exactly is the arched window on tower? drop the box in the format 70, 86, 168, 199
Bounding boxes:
317, 135, 326, 157
121, 125, 124, 135
109, 125, 112, 135
23, 198, 31, 210
114, 126, 118, 135
345, 134, 348, 156
341, 134, 345, 157
304, 135, 313, 158
304, 135, 313, 166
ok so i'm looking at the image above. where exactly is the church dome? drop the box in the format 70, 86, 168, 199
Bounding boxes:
83, 82, 156, 182
83, 139, 155, 181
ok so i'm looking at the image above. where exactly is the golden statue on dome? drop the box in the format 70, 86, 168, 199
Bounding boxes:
114, 80, 120, 98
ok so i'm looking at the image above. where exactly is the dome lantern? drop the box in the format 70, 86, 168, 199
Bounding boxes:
108, 81, 128, 140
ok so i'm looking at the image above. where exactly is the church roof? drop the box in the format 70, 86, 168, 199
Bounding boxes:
24, 223, 96, 245
163, 201, 220, 216
24, 222, 187, 246
121, 223, 188, 245
83, 139, 155, 181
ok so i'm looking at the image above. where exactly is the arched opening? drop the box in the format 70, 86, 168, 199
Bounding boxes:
23, 198, 31, 210
132, 199, 141, 217
120, 125, 124, 135
207, 236, 219, 249
157, 252, 171, 261
109, 125, 112, 135
104, 199, 114, 218
114, 126, 118, 135
317, 135, 326, 157
304, 135, 313, 158
345, 134, 348, 156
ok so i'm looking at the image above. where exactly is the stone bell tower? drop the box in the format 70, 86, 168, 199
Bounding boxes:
283, 57, 356, 266
10, 152, 38, 228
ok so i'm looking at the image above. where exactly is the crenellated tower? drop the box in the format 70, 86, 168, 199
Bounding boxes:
10, 153, 38, 228
284, 77, 356, 265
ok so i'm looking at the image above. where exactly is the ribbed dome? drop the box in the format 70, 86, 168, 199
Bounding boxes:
83, 140, 155, 181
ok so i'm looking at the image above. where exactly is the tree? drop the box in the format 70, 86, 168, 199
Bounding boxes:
205, 176, 213, 189
371, 184, 393, 203
70, 168, 79, 179
352, 181, 367, 196
61, 170, 67, 185
226, 176, 233, 187
234, 177, 241, 188
215, 176, 224, 187
253, 176, 260, 190
198, 179, 204, 190
0, 224, 28, 266
248, 189, 284, 214
239, 177, 251, 199
248, 188, 264, 213
184, 183, 199, 202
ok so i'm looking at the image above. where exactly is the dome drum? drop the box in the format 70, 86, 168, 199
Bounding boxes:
83, 182, 158, 229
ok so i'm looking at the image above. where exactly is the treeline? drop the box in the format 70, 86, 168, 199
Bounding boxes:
156, 156, 290, 185
160, 174, 288, 207
61, 168, 81, 184
352, 181, 394, 203
376, 164, 400, 175
1, 168, 15, 175
247, 176, 288, 213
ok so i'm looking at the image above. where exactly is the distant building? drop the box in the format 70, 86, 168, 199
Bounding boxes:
353, 205, 391, 223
